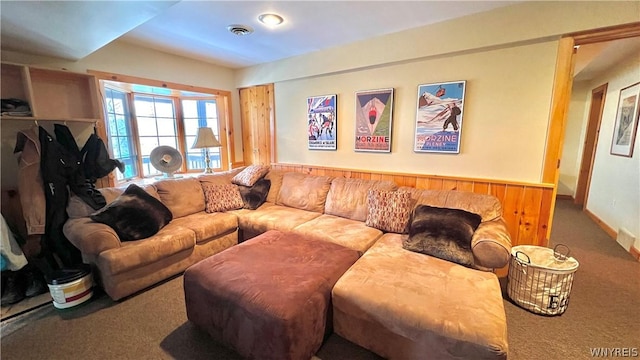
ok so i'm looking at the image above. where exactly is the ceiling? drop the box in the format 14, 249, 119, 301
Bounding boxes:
1, 0, 638, 78
1, 1, 522, 68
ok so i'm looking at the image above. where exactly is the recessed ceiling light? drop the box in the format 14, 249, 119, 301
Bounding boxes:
258, 13, 284, 26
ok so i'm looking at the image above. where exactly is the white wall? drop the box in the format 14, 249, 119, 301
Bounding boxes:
274, 41, 556, 182
1, 41, 244, 179
559, 81, 591, 196
586, 55, 640, 249
237, 1, 639, 184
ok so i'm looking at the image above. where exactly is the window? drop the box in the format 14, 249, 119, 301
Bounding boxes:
182, 99, 221, 170
134, 95, 179, 176
104, 88, 138, 181
99, 77, 232, 183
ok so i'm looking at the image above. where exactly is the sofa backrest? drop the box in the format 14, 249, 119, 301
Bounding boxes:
399, 186, 503, 222
155, 177, 205, 218
276, 172, 333, 213
265, 170, 284, 204
197, 167, 244, 187
325, 178, 398, 221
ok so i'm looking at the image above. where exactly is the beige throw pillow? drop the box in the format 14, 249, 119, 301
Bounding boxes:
203, 184, 244, 213
231, 165, 270, 187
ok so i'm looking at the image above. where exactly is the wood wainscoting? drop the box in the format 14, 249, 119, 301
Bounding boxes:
271, 163, 556, 248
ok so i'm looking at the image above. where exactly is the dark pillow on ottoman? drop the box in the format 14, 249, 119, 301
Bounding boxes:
402, 204, 482, 268
238, 178, 271, 210
90, 184, 173, 241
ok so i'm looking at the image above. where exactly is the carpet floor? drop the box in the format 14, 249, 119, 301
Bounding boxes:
1, 199, 638, 359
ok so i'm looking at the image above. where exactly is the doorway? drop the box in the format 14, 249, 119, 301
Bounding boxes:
574, 83, 607, 206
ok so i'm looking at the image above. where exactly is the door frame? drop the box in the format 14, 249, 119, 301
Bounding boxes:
542, 22, 640, 240
574, 83, 608, 207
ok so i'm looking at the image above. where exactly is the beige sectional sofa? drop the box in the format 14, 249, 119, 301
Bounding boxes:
64, 168, 511, 359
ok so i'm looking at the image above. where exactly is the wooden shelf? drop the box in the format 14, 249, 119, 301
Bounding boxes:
1, 63, 102, 123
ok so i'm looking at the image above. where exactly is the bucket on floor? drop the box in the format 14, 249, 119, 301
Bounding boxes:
45, 265, 93, 309
507, 244, 579, 316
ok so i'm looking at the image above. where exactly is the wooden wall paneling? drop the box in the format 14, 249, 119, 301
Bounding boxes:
473, 182, 490, 195
501, 185, 524, 246
270, 163, 555, 247
537, 188, 554, 247
518, 187, 544, 246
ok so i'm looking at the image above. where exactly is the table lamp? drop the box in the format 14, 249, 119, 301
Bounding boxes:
191, 127, 221, 173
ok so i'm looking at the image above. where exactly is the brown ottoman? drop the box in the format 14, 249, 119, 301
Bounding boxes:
183, 230, 360, 360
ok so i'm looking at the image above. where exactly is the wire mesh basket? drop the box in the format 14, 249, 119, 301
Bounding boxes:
507, 244, 579, 316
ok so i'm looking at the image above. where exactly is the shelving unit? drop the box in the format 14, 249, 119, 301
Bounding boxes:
1, 63, 102, 123
1, 62, 111, 188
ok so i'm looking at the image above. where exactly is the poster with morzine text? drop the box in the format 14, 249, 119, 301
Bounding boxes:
355, 88, 394, 152
414, 80, 466, 153
307, 94, 337, 150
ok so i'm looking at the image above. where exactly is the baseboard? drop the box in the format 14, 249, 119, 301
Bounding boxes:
555, 194, 574, 200
584, 209, 640, 261
583, 208, 617, 240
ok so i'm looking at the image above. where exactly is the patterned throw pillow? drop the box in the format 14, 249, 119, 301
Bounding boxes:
202, 184, 244, 213
365, 190, 413, 233
231, 165, 270, 187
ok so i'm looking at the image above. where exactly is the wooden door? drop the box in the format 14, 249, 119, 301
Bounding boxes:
575, 83, 607, 206
239, 84, 275, 166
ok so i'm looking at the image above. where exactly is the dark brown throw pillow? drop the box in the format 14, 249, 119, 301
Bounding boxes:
402, 205, 482, 268
90, 184, 173, 241
237, 178, 271, 210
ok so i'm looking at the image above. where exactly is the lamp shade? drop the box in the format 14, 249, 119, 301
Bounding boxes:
192, 127, 221, 149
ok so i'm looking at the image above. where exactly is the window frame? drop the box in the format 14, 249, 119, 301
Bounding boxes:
92, 71, 235, 186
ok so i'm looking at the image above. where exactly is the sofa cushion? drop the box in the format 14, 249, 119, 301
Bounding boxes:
202, 184, 244, 213
325, 178, 397, 221
277, 173, 333, 213
238, 178, 271, 210
96, 223, 196, 276
365, 189, 412, 233
90, 184, 173, 241
399, 187, 502, 222
170, 211, 238, 244
265, 170, 284, 204
155, 177, 205, 218
235, 204, 322, 234
403, 205, 482, 268
293, 214, 383, 254
232, 164, 270, 186
332, 233, 508, 360
472, 219, 512, 269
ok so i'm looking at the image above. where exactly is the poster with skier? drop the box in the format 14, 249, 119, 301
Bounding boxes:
307, 94, 337, 150
414, 80, 466, 153
355, 88, 394, 152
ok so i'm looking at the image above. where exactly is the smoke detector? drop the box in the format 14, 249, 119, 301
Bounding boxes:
227, 24, 254, 36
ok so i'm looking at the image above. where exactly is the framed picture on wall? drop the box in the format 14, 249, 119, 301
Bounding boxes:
307, 94, 337, 150
610, 82, 640, 157
354, 88, 394, 152
414, 80, 466, 153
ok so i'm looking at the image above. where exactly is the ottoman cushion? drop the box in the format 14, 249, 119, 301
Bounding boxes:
184, 230, 360, 360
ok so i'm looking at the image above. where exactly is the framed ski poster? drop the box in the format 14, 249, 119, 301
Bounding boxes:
355, 88, 394, 152
307, 94, 337, 150
414, 80, 466, 153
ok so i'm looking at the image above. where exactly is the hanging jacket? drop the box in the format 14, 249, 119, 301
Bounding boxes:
39, 126, 82, 268
54, 124, 106, 210
14, 127, 46, 236
81, 133, 124, 182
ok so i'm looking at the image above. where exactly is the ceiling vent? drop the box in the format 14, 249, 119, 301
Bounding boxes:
227, 24, 253, 36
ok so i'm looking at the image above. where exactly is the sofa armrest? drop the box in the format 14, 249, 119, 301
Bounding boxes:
63, 218, 121, 258
471, 218, 512, 269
